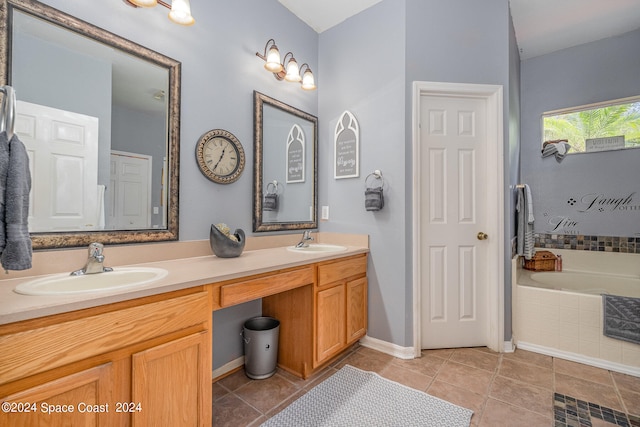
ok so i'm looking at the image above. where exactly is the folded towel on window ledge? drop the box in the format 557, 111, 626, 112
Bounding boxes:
542, 139, 571, 162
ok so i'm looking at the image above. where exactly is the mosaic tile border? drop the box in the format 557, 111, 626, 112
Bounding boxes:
553, 393, 639, 427
535, 234, 640, 254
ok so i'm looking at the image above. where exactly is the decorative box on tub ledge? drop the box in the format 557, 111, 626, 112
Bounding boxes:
523, 250, 556, 271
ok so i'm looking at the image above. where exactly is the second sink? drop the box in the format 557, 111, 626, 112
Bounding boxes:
14, 267, 168, 296
287, 244, 347, 254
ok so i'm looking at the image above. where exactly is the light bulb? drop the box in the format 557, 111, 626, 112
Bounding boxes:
284, 57, 301, 82
168, 0, 195, 25
264, 45, 283, 73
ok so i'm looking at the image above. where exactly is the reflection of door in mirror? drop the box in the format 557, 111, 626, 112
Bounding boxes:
109, 151, 152, 230
17, 101, 101, 232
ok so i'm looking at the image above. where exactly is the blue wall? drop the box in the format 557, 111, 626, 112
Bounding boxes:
521, 29, 640, 238
318, 0, 515, 347
318, 0, 408, 347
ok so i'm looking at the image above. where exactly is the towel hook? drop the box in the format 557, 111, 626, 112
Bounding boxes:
0, 85, 16, 140
364, 170, 384, 189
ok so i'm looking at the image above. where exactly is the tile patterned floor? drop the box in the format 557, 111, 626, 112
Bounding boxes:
212, 345, 640, 426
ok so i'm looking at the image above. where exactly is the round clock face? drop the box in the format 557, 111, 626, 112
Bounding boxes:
196, 129, 245, 184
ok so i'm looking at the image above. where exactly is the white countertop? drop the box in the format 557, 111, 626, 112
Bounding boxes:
0, 245, 368, 325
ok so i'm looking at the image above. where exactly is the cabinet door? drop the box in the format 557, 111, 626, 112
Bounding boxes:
131, 331, 210, 427
346, 277, 368, 343
316, 284, 346, 364
0, 363, 113, 427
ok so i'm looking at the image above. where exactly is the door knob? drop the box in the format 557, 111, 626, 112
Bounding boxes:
477, 232, 488, 240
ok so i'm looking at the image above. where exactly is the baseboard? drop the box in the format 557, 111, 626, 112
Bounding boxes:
212, 356, 244, 381
516, 341, 640, 378
503, 339, 515, 353
359, 335, 415, 360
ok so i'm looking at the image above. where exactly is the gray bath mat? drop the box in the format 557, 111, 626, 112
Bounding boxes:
261, 364, 473, 427
603, 294, 640, 345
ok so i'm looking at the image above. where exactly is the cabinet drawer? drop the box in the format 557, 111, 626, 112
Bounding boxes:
220, 267, 313, 307
0, 292, 209, 385
318, 255, 367, 287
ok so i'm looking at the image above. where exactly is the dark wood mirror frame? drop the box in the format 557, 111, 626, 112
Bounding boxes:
0, 0, 180, 249
253, 91, 318, 232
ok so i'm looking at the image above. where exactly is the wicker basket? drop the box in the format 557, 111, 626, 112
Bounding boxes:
523, 250, 557, 271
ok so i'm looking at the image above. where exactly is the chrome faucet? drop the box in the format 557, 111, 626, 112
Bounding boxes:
295, 231, 314, 248
71, 242, 113, 276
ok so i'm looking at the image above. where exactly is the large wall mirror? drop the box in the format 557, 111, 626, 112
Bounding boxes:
0, 0, 180, 249
253, 91, 317, 232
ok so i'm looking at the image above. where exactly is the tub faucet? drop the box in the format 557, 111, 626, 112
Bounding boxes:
71, 242, 113, 275
295, 231, 314, 248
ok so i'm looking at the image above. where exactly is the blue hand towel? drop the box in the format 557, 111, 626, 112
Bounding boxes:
0, 132, 8, 255
516, 184, 535, 260
1, 132, 32, 271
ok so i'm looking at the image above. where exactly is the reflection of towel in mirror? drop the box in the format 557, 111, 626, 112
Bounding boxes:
96, 185, 106, 229
1, 133, 32, 271
542, 140, 571, 162
516, 184, 535, 260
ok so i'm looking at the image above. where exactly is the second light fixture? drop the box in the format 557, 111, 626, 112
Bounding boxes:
256, 39, 316, 91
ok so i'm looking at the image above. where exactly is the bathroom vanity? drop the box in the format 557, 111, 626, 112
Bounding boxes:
0, 243, 368, 426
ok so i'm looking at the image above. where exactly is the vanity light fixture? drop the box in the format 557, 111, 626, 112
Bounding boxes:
256, 39, 317, 91
124, 0, 195, 26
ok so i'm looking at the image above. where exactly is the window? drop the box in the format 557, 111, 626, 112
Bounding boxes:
542, 96, 640, 154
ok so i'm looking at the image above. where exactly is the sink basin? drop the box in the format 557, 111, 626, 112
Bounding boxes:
287, 244, 348, 254
14, 267, 168, 296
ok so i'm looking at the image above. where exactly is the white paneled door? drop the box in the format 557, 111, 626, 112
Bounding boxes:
419, 94, 491, 349
109, 151, 152, 230
16, 100, 100, 232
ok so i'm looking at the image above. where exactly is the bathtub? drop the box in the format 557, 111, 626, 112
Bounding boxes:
521, 270, 640, 298
513, 249, 640, 377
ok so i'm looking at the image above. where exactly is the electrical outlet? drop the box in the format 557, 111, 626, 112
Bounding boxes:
321, 206, 329, 220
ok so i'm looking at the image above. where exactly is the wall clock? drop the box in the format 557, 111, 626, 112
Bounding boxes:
195, 129, 246, 184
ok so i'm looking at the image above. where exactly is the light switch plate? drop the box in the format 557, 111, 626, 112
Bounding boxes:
321, 206, 329, 220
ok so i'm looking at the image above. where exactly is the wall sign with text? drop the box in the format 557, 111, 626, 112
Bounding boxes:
334, 111, 360, 179
539, 190, 640, 237
286, 124, 305, 183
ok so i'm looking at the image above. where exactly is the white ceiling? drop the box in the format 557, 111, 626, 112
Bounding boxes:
279, 0, 640, 60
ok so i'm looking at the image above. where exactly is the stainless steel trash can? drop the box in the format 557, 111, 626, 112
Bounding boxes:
242, 316, 280, 379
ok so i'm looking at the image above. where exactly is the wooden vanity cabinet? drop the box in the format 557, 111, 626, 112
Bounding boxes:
314, 254, 368, 367
261, 253, 368, 379
0, 288, 212, 427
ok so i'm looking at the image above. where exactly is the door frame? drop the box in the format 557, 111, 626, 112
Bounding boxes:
411, 81, 505, 356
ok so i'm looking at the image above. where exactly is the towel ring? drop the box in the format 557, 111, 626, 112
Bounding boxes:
0, 85, 16, 140
266, 180, 279, 195
364, 170, 384, 189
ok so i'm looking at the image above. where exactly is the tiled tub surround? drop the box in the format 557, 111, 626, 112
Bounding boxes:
535, 233, 640, 254
513, 249, 640, 377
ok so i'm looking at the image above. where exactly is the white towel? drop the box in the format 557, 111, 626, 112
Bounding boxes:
516, 184, 535, 260
96, 184, 106, 229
